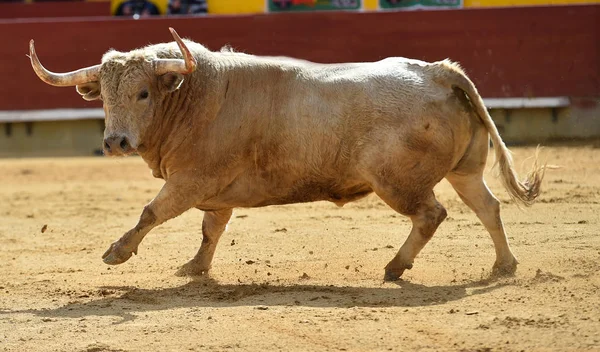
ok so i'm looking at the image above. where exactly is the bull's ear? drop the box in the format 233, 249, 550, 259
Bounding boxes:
160, 73, 185, 93
76, 82, 101, 101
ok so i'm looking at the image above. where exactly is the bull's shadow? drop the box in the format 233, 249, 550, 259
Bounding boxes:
10, 275, 512, 323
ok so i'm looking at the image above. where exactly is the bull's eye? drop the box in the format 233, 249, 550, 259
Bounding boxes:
138, 90, 149, 100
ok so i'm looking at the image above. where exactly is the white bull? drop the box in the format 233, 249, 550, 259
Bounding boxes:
29, 28, 544, 280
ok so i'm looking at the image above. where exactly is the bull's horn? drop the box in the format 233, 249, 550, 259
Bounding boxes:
153, 28, 197, 76
29, 40, 101, 87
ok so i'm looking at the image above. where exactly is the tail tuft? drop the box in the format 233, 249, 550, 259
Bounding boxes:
496, 146, 545, 207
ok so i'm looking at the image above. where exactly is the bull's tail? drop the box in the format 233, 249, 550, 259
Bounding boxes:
438, 59, 545, 207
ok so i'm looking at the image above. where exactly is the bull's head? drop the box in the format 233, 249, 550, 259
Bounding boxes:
29, 28, 197, 156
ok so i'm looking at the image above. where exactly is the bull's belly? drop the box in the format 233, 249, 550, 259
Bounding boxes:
197, 177, 373, 210
255, 186, 373, 207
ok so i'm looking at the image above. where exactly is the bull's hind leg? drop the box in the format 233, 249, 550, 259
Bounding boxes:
373, 183, 448, 281
446, 173, 518, 275
175, 208, 233, 277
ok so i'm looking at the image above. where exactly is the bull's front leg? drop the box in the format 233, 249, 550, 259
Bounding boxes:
175, 208, 233, 277
102, 174, 198, 265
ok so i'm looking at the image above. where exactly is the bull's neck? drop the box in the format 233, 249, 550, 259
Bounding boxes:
137, 91, 195, 179
138, 70, 221, 179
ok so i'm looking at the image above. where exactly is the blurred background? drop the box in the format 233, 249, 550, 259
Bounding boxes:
0, 0, 598, 156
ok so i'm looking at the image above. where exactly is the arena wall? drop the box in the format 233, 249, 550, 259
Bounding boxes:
1, 4, 597, 111
0, 120, 104, 157
0, 1, 110, 19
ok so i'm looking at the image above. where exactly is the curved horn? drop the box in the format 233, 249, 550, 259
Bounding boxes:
29, 40, 100, 87
153, 28, 197, 76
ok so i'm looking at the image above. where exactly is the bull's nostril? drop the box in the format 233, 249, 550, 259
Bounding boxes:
104, 140, 111, 151
120, 138, 129, 150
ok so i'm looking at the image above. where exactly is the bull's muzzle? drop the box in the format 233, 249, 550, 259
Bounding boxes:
103, 135, 132, 156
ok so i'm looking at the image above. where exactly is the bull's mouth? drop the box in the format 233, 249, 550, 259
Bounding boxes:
103, 145, 137, 157
136, 144, 147, 154
103, 149, 137, 157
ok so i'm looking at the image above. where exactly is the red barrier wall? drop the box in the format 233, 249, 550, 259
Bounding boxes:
0, 1, 109, 19
0, 4, 598, 110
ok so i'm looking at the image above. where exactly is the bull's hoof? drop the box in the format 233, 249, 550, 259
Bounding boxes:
384, 263, 413, 282
384, 270, 403, 282
492, 257, 518, 277
102, 241, 135, 265
175, 261, 209, 277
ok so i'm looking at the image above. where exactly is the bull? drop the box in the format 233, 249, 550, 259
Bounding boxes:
29, 28, 544, 280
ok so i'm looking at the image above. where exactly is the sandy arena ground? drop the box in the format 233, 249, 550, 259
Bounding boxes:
0, 145, 599, 351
